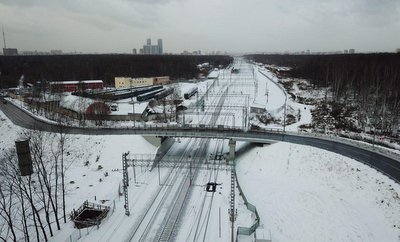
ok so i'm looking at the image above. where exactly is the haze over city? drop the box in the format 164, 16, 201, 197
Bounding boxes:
1, 0, 400, 53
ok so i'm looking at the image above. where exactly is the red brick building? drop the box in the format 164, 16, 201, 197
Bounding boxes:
49, 80, 104, 93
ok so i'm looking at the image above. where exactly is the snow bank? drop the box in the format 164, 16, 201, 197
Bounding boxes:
236, 142, 400, 242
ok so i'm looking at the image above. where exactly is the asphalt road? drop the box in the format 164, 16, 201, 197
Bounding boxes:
1, 100, 399, 183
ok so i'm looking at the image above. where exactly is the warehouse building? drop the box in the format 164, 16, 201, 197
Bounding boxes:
114, 76, 171, 89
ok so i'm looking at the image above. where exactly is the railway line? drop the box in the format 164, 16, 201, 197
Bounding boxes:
125, 64, 235, 241
1, 58, 399, 242
124, 138, 196, 242
188, 140, 225, 242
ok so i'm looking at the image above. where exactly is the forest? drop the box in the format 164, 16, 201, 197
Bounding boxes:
0, 54, 233, 87
246, 53, 400, 135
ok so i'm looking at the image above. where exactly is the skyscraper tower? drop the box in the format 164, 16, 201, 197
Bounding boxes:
141, 38, 163, 55
157, 39, 163, 54
2, 26, 6, 49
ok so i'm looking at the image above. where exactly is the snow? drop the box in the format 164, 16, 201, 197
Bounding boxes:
236, 142, 400, 242
0, 109, 159, 242
285, 102, 313, 132
110, 98, 149, 115
207, 69, 220, 79
0, 109, 23, 151
60, 93, 96, 113
254, 69, 286, 112
1, 57, 399, 242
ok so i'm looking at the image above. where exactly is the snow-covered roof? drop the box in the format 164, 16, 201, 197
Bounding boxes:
250, 103, 266, 110
49, 80, 103, 85
60, 94, 95, 112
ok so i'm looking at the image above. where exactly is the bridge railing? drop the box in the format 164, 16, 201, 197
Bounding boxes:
289, 130, 400, 161
5, 98, 400, 161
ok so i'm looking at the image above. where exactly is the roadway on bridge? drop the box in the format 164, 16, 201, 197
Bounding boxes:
1, 98, 399, 184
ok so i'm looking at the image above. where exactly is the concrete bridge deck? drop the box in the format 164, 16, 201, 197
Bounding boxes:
1, 100, 399, 183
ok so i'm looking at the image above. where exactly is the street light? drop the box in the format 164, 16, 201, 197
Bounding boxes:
130, 80, 135, 127
283, 93, 287, 133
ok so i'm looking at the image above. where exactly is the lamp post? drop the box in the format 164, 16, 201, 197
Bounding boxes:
283, 93, 287, 133
130, 80, 135, 127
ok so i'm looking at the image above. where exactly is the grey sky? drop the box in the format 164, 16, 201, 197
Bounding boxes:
1, 0, 399, 53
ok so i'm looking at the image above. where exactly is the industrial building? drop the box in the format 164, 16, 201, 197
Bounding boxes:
3, 48, 18, 56
49, 80, 104, 93
114, 76, 170, 89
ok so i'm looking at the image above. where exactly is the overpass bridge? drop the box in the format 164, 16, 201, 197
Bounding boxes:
1, 100, 400, 184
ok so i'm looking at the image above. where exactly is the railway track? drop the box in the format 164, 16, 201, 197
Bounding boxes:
126, 138, 198, 242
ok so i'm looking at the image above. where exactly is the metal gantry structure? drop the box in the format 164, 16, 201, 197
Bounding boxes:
228, 139, 237, 242
121, 153, 231, 217
122, 152, 130, 216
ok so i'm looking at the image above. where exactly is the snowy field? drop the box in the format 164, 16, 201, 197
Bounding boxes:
1, 57, 399, 242
236, 142, 400, 241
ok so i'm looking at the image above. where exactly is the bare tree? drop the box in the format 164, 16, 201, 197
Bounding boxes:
0, 182, 17, 242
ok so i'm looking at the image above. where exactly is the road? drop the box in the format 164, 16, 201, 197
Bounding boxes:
1, 97, 399, 184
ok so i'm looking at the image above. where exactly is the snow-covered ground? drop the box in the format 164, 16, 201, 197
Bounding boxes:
254, 69, 286, 112
0, 109, 159, 241
1, 57, 399, 242
236, 142, 400, 241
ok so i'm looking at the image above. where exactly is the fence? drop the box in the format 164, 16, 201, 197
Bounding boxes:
234, 161, 260, 241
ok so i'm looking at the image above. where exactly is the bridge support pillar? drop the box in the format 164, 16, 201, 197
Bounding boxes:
143, 136, 162, 147
142, 136, 176, 171
229, 139, 236, 161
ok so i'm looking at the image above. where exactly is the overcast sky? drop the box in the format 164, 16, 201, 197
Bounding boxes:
1, 0, 399, 54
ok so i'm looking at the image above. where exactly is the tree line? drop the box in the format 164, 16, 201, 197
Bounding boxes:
246, 54, 400, 134
0, 54, 233, 88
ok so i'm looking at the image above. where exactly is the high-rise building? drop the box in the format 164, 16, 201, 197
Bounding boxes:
396, 48, 400, 53
349, 49, 355, 54
143, 45, 150, 54
50, 50, 63, 55
157, 39, 163, 54
151, 45, 158, 54
3, 48, 18, 56
132, 48, 137, 54
140, 38, 163, 55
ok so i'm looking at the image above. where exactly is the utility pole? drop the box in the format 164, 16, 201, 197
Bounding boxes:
283, 94, 287, 132
122, 152, 130, 216
130, 80, 135, 127
196, 92, 199, 123
229, 159, 236, 242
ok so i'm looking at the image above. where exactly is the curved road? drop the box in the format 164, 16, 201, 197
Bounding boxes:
1, 100, 399, 183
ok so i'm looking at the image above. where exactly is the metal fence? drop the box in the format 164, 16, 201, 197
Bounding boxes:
234, 161, 260, 241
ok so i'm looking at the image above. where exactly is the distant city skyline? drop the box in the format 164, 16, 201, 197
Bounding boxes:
1, 0, 399, 54
135, 38, 163, 55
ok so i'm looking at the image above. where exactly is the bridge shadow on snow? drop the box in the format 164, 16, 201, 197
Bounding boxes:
235, 142, 269, 160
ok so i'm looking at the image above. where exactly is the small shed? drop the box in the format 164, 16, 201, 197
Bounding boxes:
250, 103, 266, 114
